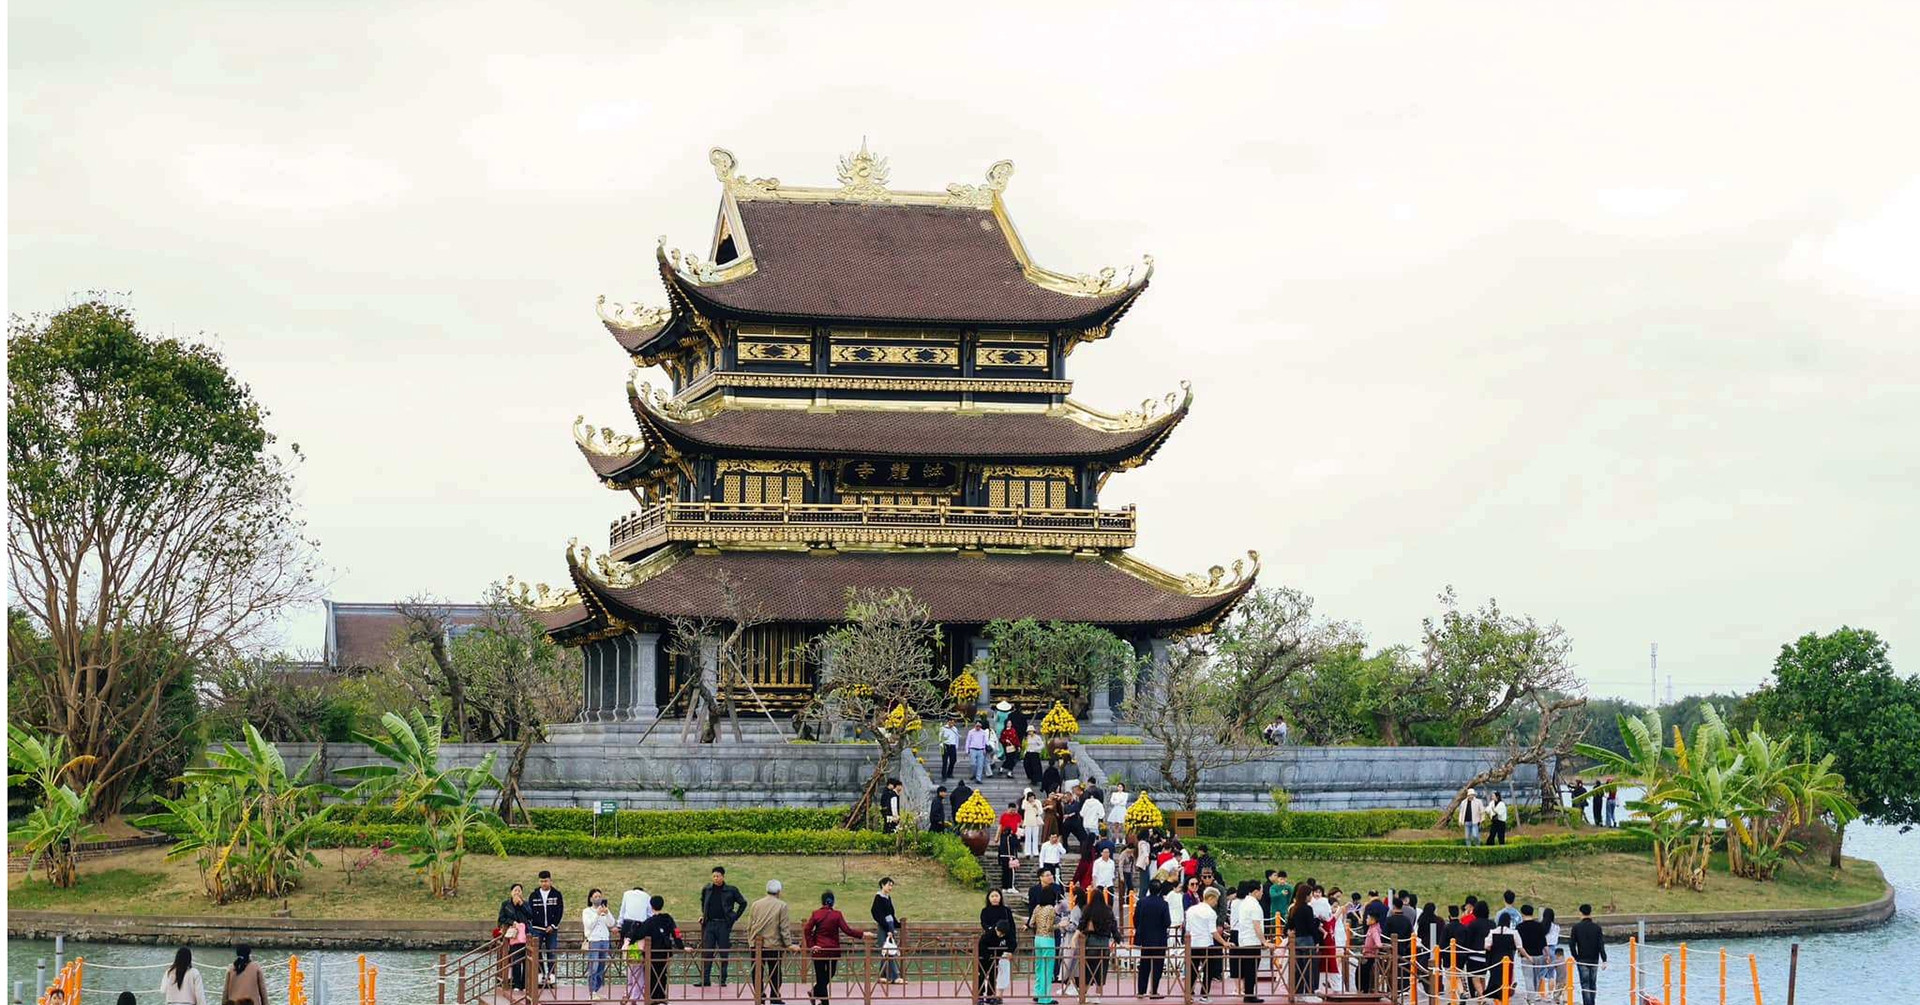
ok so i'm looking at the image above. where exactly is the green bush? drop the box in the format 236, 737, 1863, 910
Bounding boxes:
1211, 831, 1650, 866
915, 832, 986, 890
1198, 809, 1438, 840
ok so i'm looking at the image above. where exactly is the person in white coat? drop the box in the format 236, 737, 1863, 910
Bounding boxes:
1457, 788, 1486, 846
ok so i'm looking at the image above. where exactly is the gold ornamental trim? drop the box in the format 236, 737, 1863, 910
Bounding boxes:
595, 296, 672, 334
738, 340, 813, 363
716, 459, 813, 475
829, 343, 961, 367
605, 500, 1138, 561
1063, 382, 1191, 432
572, 414, 649, 458
502, 575, 582, 613
677, 371, 1073, 397
1106, 549, 1260, 598
975, 346, 1049, 368
979, 465, 1074, 479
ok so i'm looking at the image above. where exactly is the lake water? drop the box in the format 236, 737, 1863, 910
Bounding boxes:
9, 822, 1915, 1002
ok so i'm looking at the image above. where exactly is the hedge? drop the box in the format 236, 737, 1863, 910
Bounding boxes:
1209, 831, 1651, 866
331, 806, 846, 835
1197, 809, 1439, 840
916, 832, 986, 891
310, 824, 900, 858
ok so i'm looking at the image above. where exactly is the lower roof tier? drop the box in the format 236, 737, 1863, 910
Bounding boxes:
527, 544, 1257, 644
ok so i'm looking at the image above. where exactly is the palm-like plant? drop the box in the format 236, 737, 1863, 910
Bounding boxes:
134, 724, 335, 902
345, 710, 504, 897
7, 725, 102, 888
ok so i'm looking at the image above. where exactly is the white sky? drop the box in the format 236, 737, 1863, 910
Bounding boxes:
8, 1, 1917, 700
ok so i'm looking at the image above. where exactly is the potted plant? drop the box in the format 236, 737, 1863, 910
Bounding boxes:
947, 669, 981, 715
954, 790, 996, 854
1124, 790, 1165, 835
1038, 701, 1079, 757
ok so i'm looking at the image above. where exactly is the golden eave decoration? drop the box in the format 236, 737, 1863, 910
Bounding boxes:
573, 414, 649, 458
695, 143, 1151, 299
595, 295, 673, 334
1065, 382, 1191, 432
1109, 549, 1261, 599
502, 575, 582, 613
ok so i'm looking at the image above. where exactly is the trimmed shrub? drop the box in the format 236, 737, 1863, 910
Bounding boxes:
1210, 831, 1650, 866
311, 824, 897, 858
1198, 809, 1438, 840
331, 805, 846, 835
916, 832, 986, 890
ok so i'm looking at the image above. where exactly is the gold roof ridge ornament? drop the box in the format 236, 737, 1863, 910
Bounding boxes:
573, 539, 688, 589
572, 414, 648, 457
503, 574, 581, 612
836, 139, 891, 199
660, 237, 756, 287
1065, 381, 1192, 431
1105, 548, 1260, 598
595, 295, 672, 333
705, 144, 1017, 210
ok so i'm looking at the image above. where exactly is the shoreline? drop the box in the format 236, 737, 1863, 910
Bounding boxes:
9, 880, 1896, 952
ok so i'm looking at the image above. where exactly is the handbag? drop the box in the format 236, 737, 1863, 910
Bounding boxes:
996, 957, 1012, 991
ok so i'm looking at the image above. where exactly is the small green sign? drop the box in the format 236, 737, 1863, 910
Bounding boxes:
597, 800, 619, 815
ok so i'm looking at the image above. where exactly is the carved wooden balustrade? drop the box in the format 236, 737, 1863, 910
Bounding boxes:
608, 500, 1137, 558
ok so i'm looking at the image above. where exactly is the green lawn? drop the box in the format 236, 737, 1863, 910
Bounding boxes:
10, 844, 1887, 925
8, 846, 980, 924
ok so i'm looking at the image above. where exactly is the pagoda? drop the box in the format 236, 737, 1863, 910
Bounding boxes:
514, 144, 1256, 731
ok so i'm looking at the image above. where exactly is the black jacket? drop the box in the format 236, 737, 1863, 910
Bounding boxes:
636, 912, 682, 951
1517, 919, 1548, 956
883, 789, 902, 821
871, 893, 900, 935
979, 904, 1018, 953
498, 898, 530, 930
1027, 881, 1062, 910
951, 782, 974, 816
528, 885, 565, 931
1570, 919, 1607, 963
700, 882, 747, 927
1133, 893, 1171, 947
928, 796, 948, 831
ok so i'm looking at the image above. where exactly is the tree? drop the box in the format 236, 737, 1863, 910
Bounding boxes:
1123, 637, 1267, 811
1437, 689, 1588, 824
655, 571, 772, 744
386, 586, 580, 743
804, 588, 945, 829
1753, 627, 1920, 864
7, 301, 321, 816
1373, 588, 1581, 746
973, 619, 1134, 716
1282, 641, 1411, 745
1207, 587, 1354, 735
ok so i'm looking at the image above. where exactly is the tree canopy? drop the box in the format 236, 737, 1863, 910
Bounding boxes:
1753, 627, 1920, 830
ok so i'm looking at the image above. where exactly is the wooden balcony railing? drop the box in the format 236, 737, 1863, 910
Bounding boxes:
607, 500, 1137, 557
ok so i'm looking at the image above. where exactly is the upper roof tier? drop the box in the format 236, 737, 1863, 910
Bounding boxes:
606, 144, 1152, 358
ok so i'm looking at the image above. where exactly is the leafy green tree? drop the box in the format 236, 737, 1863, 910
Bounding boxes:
1123, 637, 1263, 811
1753, 627, 1920, 863
7, 301, 321, 816
806, 588, 946, 828
385, 585, 580, 742
973, 618, 1134, 716
1206, 587, 1354, 735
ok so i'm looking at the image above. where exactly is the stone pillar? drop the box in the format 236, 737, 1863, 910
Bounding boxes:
630, 632, 661, 722
581, 642, 600, 723
610, 634, 630, 722
1089, 669, 1113, 725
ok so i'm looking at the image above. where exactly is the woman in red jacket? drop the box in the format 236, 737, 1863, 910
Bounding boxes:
802, 890, 871, 1005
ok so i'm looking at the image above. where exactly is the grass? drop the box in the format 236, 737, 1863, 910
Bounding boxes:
10, 844, 1887, 926
7, 847, 981, 923
1215, 849, 1887, 917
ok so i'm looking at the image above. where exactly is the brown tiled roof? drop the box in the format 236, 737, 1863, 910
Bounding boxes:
631, 399, 1186, 463
324, 602, 489, 669
679, 201, 1140, 324
568, 547, 1252, 633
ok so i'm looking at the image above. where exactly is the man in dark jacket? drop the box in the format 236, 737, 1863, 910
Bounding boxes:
697, 865, 748, 986
1570, 904, 1607, 1005
951, 780, 975, 819
1133, 884, 1172, 997
528, 871, 565, 987
882, 778, 904, 834
1027, 868, 1062, 911
930, 787, 949, 832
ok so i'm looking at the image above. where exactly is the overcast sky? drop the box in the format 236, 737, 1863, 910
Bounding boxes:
9, 1, 1917, 700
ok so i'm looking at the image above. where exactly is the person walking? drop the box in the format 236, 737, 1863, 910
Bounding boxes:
967, 721, 992, 783
1024, 730, 1044, 785
996, 801, 1022, 894
1134, 876, 1172, 999
1106, 782, 1129, 838
1030, 901, 1060, 1005
697, 865, 748, 987
1039, 831, 1066, 877
497, 884, 532, 992
529, 870, 566, 988
1456, 789, 1484, 846
802, 890, 870, 1005
631, 895, 682, 1005
1078, 791, 1105, 856
1483, 909, 1521, 1002
160, 948, 205, 1005
941, 719, 961, 780
1570, 905, 1607, 1005
882, 778, 904, 834
1091, 844, 1118, 892
977, 890, 1018, 1005
1186, 886, 1223, 1003
1487, 792, 1509, 846
1605, 785, 1620, 827
930, 786, 950, 833
581, 888, 616, 997
1516, 903, 1547, 992
1539, 907, 1564, 997
1000, 719, 1022, 777
745, 879, 799, 1005
870, 878, 905, 985
1229, 880, 1268, 1004
1357, 912, 1383, 992
1041, 756, 1064, 796
221, 947, 268, 1005
1056, 883, 1085, 1000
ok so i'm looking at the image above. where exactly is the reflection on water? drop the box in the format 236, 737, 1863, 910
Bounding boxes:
8, 822, 1913, 1002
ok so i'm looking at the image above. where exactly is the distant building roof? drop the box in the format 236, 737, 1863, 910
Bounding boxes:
323, 601, 488, 670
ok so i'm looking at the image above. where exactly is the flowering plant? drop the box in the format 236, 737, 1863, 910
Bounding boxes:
947, 669, 981, 706
1038, 701, 1079, 737
881, 703, 921, 733
1124, 791, 1164, 831
954, 790, 996, 828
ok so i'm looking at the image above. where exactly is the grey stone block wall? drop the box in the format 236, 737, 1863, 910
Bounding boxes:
1080, 744, 1540, 811
277, 740, 882, 810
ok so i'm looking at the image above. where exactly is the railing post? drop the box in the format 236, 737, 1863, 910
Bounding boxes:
1682, 941, 1690, 1005
861, 939, 873, 1005
1747, 954, 1762, 1005
1499, 956, 1510, 1005
1629, 938, 1639, 1002
438, 953, 447, 1005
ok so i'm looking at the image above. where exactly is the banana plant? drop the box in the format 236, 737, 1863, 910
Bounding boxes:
11, 783, 98, 888
347, 711, 506, 897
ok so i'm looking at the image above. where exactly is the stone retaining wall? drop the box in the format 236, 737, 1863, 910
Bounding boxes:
1079, 744, 1541, 811
276, 740, 880, 810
